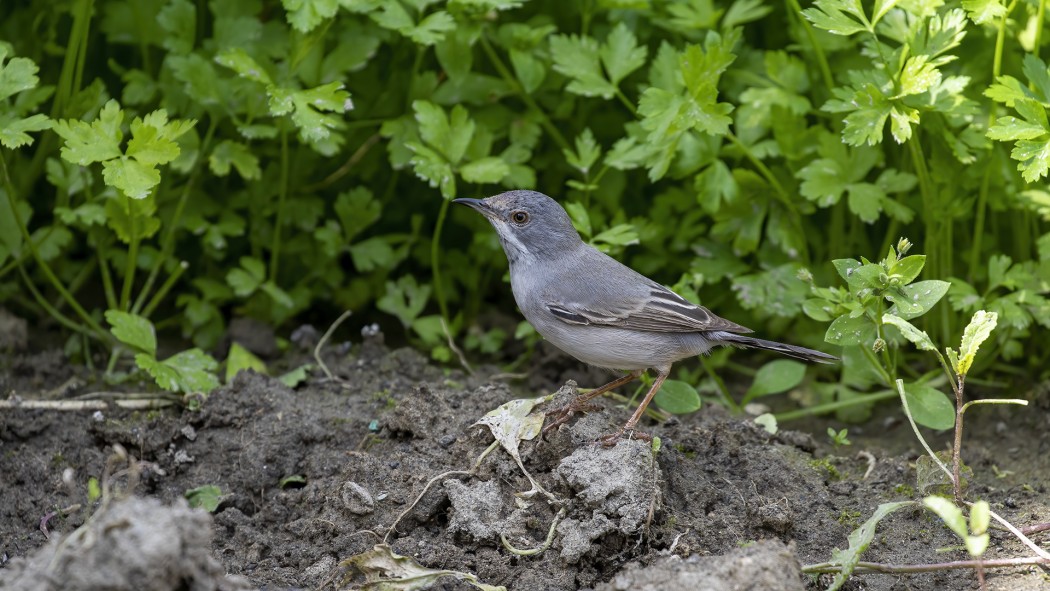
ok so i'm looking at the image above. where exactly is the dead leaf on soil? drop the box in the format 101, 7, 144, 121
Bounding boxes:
473, 395, 558, 501
341, 544, 505, 591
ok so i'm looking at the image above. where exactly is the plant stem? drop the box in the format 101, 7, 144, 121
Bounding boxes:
774, 389, 897, 422
142, 261, 189, 318
896, 379, 954, 481
479, 33, 571, 152
98, 244, 119, 311
16, 264, 94, 338
270, 127, 291, 281
120, 196, 140, 311
803, 556, 1049, 575
700, 356, 738, 413
952, 374, 965, 503
785, 0, 835, 93
431, 197, 452, 332
0, 151, 108, 340
132, 118, 217, 315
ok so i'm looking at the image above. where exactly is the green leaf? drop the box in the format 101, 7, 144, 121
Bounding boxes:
52, 100, 124, 165
881, 314, 937, 351
962, 0, 1007, 24
550, 34, 617, 98
825, 313, 876, 346
377, 276, 431, 327
0, 45, 40, 101
337, 187, 381, 241
826, 502, 914, 591
0, 113, 52, 149
278, 365, 311, 388
185, 484, 223, 512
564, 128, 602, 174
226, 257, 265, 297
923, 496, 968, 539
105, 310, 157, 355
102, 157, 161, 199
653, 379, 702, 414
209, 140, 262, 180
460, 156, 509, 184
754, 413, 778, 434
890, 255, 926, 284
803, 0, 870, 36
158, 0, 196, 53
214, 48, 273, 85
743, 359, 806, 403
600, 23, 647, 86
226, 341, 268, 383
954, 310, 997, 376
886, 280, 951, 320
138, 348, 220, 394
902, 382, 955, 430
282, 0, 339, 32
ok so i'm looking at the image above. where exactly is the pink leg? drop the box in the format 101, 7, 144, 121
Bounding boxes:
543, 370, 642, 435
597, 369, 669, 447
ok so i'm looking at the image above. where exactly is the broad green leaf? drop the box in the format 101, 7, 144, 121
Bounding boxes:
185, 484, 223, 512
653, 379, 702, 414
902, 382, 955, 430
215, 48, 273, 85
954, 310, 997, 375
226, 341, 268, 383
226, 257, 265, 297
104, 195, 161, 243
743, 359, 806, 403
881, 314, 937, 351
377, 275, 431, 327
890, 255, 925, 284
336, 187, 381, 241
825, 313, 876, 346
923, 495, 968, 539
886, 280, 951, 320
803, 0, 869, 36
158, 0, 196, 53
102, 156, 161, 199
282, 0, 340, 32
105, 310, 157, 355
278, 365, 311, 388
962, 0, 1007, 25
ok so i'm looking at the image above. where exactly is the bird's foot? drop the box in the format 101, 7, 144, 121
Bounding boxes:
542, 401, 602, 435
596, 427, 652, 447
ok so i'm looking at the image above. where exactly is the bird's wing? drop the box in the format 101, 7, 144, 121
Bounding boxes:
545, 281, 753, 334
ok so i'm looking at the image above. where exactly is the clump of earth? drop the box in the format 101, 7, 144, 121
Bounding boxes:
1, 327, 1047, 590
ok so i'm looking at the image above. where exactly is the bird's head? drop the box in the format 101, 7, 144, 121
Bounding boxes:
453, 190, 583, 264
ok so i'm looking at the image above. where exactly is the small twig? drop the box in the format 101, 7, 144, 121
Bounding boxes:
383, 440, 500, 543
315, 309, 353, 381
500, 507, 567, 556
857, 450, 876, 480
976, 505, 1050, 562
896, 379, 953, 481
301, 132, 381, 192
0, 398, 177, 410
1020, 522, 1050, 536
803, 556, 1050, 574
440, 317, 473, 375
488, 372, 528, 381
668, 531, 687, 554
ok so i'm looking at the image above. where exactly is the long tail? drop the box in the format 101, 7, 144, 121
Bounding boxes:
712, 332, 838, 364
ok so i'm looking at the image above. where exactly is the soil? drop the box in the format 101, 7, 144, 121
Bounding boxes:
1, 325, 1048, 591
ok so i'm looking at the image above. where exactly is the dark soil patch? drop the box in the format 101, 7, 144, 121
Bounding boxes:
1, 331, 1048, 590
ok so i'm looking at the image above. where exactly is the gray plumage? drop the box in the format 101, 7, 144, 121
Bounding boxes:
454, 190, 836, 441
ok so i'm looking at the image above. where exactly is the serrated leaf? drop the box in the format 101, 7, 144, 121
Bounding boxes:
802, 0, 870, 36
52, 100, 124, 165
600, 23, 647, 85
105, 310, 157, 355
102, 156, 161, 199
962, 0, 1007, 25
0, 47, 40, 100
550, 34, 617, 98
209, 140, 261, 179
460, 156, 509, 183
282, 0, 339, 32
653, 379, 701, 414
138, 348, 220, 393
955, 310, 997, 375
0, 113, 52, 148
214, 48, 273, 85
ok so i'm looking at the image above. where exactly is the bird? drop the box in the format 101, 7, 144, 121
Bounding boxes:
453, 190, 837, 445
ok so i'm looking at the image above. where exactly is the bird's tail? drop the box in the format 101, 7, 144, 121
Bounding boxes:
713, 332, 838, 364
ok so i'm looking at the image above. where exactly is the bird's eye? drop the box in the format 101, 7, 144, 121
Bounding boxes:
511, 211, 529, 224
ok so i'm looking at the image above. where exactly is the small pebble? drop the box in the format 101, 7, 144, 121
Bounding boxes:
341, 482, 375, 515
181, 425, 198, 441
438, 434, 457, 448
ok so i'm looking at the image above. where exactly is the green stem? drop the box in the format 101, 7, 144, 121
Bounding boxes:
480, 33, 571, 152
785, 0, 835, 92
614, 88, 637, 117
0, 151, 108, 340
132, 118, 217, 315
16, 264, 95, 338
700, 356, 739, 413
774, 389, 898, 422
431, 198, 452, 331
270, 127, 290, 281
1035, 0, 1045, 60
120, 196, 140, 311
142, 261, 188, 318
98, 244, 119, 311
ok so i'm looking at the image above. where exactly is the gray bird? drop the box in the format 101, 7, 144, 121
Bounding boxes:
454, 190, 836, 445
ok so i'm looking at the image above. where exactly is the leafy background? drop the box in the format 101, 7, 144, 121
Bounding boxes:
0, 0, 1047, 418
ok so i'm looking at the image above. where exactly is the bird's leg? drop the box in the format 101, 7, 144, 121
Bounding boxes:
542, 370, 642, 435
597, 369, 669, 447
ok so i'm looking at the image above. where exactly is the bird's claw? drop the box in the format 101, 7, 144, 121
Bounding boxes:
596, 428, 652, 447
542, 402, 601, 435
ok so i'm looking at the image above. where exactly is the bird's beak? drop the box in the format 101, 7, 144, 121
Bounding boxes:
452, 198, 495, 218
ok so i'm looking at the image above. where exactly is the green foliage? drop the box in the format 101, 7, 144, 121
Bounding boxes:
0, 0, 1047, 405
184, 484, 223, 512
